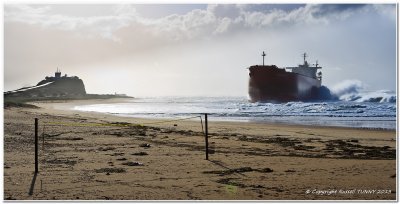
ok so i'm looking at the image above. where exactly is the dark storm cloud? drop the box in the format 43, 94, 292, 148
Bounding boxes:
240, 4, 305, 13
313, 4, 367, 17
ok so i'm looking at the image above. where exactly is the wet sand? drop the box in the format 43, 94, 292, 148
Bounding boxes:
3, 99, 397, 200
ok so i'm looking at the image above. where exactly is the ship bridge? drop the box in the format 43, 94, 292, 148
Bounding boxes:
285, 53, 322, 80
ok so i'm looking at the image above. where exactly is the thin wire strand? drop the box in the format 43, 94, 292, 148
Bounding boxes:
43, 115, 203, 128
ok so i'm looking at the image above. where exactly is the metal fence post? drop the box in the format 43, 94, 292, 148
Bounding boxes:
205, 113, 209, 160
35, 118, 38, 173
42, 125, 45, 152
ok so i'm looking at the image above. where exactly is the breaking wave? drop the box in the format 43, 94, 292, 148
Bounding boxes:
331, 80, 364, 97
326, 80, 396, 103
316, 85, 337, 101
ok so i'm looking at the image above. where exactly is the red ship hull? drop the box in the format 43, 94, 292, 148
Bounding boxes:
248, 65, 321, 102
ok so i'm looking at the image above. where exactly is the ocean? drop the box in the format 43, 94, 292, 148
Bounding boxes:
73, 92, 397, 130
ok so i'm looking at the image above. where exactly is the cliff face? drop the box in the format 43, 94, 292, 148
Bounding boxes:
5, 75, 86, 98
37, 77, 86, 96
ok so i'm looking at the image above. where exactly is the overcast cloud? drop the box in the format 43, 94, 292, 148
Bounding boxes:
4, 4, 397, 97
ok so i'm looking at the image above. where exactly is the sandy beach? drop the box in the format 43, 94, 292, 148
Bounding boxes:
3, 99, 397, 200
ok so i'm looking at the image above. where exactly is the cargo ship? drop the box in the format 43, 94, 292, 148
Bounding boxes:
248, 52, 322, 102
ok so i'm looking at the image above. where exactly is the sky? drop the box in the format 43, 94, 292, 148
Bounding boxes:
4, 4, 397, 97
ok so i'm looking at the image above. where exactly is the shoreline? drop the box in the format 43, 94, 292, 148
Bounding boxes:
4, 99, 397, 200
29, 99, 397, 131
26, 99, 396, 148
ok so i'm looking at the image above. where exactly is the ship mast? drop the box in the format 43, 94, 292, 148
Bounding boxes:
303, 52, 307, 65
262, 51, 266, 66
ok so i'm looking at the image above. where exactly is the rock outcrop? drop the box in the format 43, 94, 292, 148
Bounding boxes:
5, 70, 86, 98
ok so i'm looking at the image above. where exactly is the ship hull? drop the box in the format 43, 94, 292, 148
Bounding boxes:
248, 65, 321, 103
